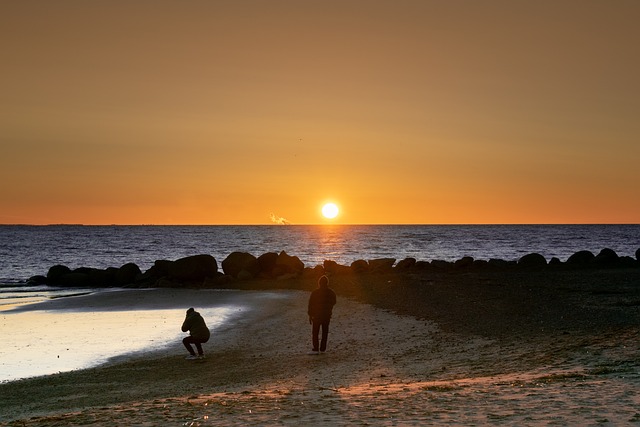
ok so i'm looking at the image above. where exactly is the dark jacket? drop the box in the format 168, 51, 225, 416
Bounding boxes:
308, 286, 337, 321
181, 310, 210, 342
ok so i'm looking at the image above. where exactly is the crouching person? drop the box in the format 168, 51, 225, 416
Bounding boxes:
181, 307, 210, 360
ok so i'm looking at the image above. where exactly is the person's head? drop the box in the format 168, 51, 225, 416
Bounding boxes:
318, 275, 329, 288
186, 307, 195, 315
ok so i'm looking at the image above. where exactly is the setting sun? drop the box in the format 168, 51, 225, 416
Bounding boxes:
322, 203, 339, 219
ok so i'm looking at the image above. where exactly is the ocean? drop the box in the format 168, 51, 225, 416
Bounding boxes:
1, 224, 638, 311
1, 224, 639, 285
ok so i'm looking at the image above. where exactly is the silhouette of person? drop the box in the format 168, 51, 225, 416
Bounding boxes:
308, 275, 337, 354
181, 307, 210, 360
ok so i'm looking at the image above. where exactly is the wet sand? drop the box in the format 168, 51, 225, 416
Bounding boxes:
1, 269, 639, 425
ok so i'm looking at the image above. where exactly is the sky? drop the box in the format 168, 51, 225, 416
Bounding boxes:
1, 1, 639, 225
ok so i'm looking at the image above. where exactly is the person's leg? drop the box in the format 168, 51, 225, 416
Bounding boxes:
183, 336, 196, 356
194, 341, 204, 356
312, 319, 321, 351
320, 319, 330, 352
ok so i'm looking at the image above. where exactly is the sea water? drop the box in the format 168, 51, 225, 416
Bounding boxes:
1, 224, 639, 284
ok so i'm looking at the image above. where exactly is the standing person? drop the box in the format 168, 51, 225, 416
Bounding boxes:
181, 307, 210, 360
308, 275, 337, 354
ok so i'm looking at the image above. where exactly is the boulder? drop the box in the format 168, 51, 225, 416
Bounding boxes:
518, 253, 547, 268
454, 256, 474, 269
350, 259, 369, 273
567, 250, 595, 265
396, 257, 417, 269
87, 268, 110, 287
368, 258, 396, 271
105, 267, 119, 284
27, 275, 48, 285
549, 257, 562, 266
141, 256, 218, 284
307, 265, 325, 278
155, 277, 176, 288
170, 254, 218, 281
323, 260, 339, 274
414, 260, 432, 270
222, 252, 258, 278
237, 270, 255, 280
59, 272, 91, 287
142, 260, 173, 282
472, 259, 489, 270
116, 263, 142, 285
619, 256, 638, 268
73, 267, 95, 275
47, 265, 71, 285
431, 260, 453, 270
257, 252, 278, 276
593, 248, 619, 266
636, 248, 640, 261
212, 274, 234, 286
323, 260, 350, 275
274, 251, 304, 275
488, 259, 510, 270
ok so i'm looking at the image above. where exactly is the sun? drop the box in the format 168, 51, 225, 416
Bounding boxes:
322, 203, 339, 219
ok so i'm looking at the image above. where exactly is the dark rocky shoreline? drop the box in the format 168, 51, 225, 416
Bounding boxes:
29, 247, 640, 290
27, 247, 640, 342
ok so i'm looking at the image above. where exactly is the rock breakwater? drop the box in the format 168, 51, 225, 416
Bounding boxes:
26, 247, 640, 289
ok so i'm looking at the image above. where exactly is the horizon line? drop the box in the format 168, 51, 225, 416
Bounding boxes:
1, 222, 639, 227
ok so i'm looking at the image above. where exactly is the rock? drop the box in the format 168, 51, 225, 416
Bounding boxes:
237, 270, 254, 280
488, 259, 510, 269
472, 259, 489, 270
396, 258, 417, 269
307, 265, 325, 277
87, 268, 110, 287
518, 253, 547, 268
593, 248, 619, 266
350, 259, 369, 273
549, 257, 562, 266
636, 248, 640, 261
116, 263, 142, 285
567, 250, 595, 265
454, 256, 474, 269
27, 275, 48, 285
222, 252, 258, 278
368, 258, 396, 271
323, 260, 338, 274
155, 277, 176, 288
323, 260, 350, 275
105, 267, 119, 285
414, 261, 432, 270
257, 252, 278, 276
59, 272, 91, 287
431, 260, 453, 270
47, 265, 71, 285
275, 251, 304, 275
142, 260, 173, 282
619, 256, 638, 268
216, 274, 234, 286
170, 254, 218, 281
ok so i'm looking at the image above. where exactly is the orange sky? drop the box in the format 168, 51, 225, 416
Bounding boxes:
1, 1, 639, 225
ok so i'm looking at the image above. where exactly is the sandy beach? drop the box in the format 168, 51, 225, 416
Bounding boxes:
1, 269, 639, 425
